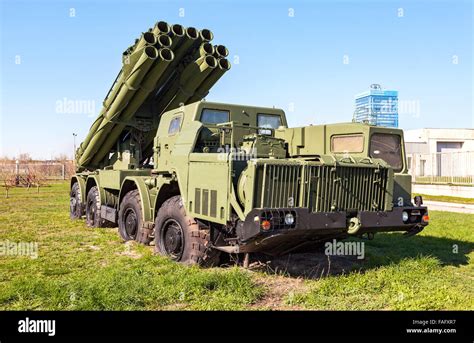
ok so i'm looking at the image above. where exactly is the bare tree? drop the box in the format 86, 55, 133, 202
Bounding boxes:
0, 171, 16, 198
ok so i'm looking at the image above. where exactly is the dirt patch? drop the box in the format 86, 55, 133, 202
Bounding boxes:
115, 241, 143, 259
256, 252, 363, 279
248, 252, 363, 309
250, 252, 363, 279
250, 272, 308, 310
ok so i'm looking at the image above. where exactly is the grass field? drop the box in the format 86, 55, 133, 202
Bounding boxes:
414, 193, 474, 205
0, 182, 473, 310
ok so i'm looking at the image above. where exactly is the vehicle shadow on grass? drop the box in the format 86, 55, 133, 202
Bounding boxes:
247, 233, 474, 280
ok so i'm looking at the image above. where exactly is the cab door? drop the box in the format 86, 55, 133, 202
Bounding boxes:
156, 112, 183, 171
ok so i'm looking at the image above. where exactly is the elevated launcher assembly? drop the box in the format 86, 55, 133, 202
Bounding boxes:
75, 21, 230, 172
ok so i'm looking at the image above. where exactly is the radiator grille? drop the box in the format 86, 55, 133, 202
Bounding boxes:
258, 164, 301, 208
256, 163, 389, 212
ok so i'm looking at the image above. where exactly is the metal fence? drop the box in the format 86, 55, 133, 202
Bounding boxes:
0, 161, 74, 182
407, 151, 474, 186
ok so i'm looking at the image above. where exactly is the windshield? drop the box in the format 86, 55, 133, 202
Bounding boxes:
370, 133, 403, 172
258, 114, 281, 129
257, 114, 281, 135
201, 108, 230, 125
331, 134, 364, 153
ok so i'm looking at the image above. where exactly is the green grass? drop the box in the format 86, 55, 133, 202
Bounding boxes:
0, 183, 262, 310
414, 193, 474, 205
290, 211, 474, 310
0, 183, 473, 310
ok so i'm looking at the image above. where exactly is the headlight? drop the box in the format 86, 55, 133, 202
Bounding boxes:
402, 211, 409, 222
284, 213, 295, 225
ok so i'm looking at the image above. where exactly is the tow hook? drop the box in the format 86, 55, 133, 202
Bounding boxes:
359, 232, 375, 240
347, 217, 361, 235
404, 224, 424, 237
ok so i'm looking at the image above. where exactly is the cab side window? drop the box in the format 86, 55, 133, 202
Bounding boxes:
168, 116, 182, 135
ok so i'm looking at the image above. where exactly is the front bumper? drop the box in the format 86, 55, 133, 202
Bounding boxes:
236, 206, 429, 254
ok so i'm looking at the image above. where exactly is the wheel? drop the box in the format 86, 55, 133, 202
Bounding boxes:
154, 195, 221, 267
118, 190, 143, 241
70, 182, 83, 219
86, 186, 102, 227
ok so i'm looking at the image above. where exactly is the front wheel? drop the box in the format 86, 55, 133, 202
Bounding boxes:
154, 195, 220, 267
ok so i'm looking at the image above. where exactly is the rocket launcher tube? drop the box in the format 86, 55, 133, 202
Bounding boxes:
77, 46, 159, 168
151, 55, 217, 115
170, 24, 185, 37
146, 27, 199, 97
134, 31, 158, 51
189, 58, 231, 103
169, 24, 185, 50
139, 55, 219, 156
199, 42, 215, 56
152, 21, 170, 36
214, 45, 229, 58
147, 41, 212, 110
164, 55, 217, 111
90, 48, 175, 166
154, 34, 172, 49
80, 30, 171, 161
199, 29, 214, 42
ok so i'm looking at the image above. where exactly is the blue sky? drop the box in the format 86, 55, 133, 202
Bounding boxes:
0, 0, 472, 159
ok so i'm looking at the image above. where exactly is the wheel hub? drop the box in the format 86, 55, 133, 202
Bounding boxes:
162, 219, 184, 259
124, 209, 138, 238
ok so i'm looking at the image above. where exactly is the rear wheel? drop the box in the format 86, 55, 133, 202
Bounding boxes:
70, 182, 82, 219
86, 186, 102, 227
154, 195, 220, 267
118, 190, 143, 241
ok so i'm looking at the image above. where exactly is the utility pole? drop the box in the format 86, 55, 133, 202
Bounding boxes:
72, 133, 77, 160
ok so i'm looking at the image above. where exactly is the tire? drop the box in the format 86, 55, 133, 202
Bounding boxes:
70, 182, 82, 219
118, 190, 143, 242
86, 186, 103, 227
154, 195, 220, 267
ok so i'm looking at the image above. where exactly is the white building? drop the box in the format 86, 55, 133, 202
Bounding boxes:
404, 128, 474, 198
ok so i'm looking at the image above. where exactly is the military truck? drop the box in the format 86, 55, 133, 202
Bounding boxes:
70, 21, 429, 266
